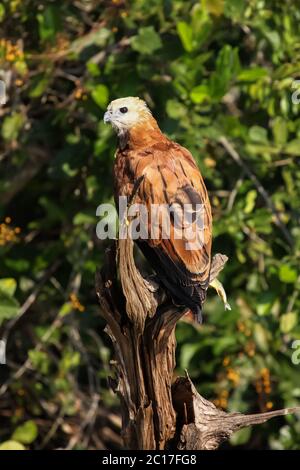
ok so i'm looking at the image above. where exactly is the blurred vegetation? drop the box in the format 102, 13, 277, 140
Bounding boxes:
0, 0, 300, 450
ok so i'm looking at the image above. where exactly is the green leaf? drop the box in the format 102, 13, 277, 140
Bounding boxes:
237, 67, 268, 82
190, 84, 211, 104
249, 126, 268, 144
39, 196, 65, 221
224, 0, 245, 20
14, 60, 28, 76
213, 336, 237, 355
265, 31, 281, 50
0, 291, 19, 325
131, 27, 162, 55
166, 100, 187, 119
12, 421, 38, 445
61, 162, 78, 178
2, 112, 25, 141
29, 75, 50, 98
177, 22, 194, 52
87, 62, 101, 77
70, 28, 110, 54
246, 144, 279, 156
91, 84, 109, 109
203, 0, 224, 16
0, 440, 25, 450
59, 350, 81, 372
230, 427, 252, 446
279, 264, 298, 283
257, 292, 276, 316
280, 312, 297, 333
0, 278, 17, 297
73, 212, 96, 225
28, 350, 50, 375
272, 117, 288, 146
0, 4, 5, 22
210, 45, 240, 98
180, 343, 202, 369
283, 139, 300, 156
253, 323, 269, 352
37, 5, 61, 42
244, 190, 257, 214
59, 302, 72, 318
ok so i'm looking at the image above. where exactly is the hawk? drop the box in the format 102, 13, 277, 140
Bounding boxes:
104, 97, 229, 322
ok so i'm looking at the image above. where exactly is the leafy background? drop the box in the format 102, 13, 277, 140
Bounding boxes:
0, 0, 300, 450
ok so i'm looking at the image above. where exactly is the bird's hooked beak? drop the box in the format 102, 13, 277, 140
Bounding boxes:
103, 111, 112, 124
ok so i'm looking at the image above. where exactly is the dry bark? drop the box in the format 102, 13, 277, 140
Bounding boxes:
95, 237, 300, 450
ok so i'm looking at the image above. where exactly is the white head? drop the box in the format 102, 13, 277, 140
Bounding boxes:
103, 97, 152, 134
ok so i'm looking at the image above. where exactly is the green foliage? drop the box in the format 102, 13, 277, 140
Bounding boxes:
0, 0, 300, 450
0, 420, 38, 450
0, 440, 26, 450
131, 27, 162, 55
2, 112, 25, 142
91, 84, 109, 109
12, 420, 38, 445
0, 278, 19, 324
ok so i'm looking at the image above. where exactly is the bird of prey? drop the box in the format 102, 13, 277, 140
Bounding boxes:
104, 97, 229, 322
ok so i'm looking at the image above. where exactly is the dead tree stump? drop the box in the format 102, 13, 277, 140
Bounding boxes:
95, 238, 299, 450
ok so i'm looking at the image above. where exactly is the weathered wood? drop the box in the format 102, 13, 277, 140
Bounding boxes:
96, 239, 185, 449
95, 239, 300, 450
172, 374, 300, 450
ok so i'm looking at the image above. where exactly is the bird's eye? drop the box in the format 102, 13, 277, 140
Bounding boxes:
119, 107, 128, 114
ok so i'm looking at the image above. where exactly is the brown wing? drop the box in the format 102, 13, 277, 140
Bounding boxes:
140, 143, 211, 282
114, 139, 212, 312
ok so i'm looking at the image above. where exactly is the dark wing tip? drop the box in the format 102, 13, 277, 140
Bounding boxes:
193, 305, 203, 324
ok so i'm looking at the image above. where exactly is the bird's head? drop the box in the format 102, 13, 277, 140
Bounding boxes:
103, 97, 152, 134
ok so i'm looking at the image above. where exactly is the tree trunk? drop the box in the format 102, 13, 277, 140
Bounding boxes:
95, 238, 300, 450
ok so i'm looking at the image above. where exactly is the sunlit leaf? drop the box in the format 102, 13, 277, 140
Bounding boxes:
0, 440, 25, 450
2, 112, 25, 141
0, 278, 17, 297
12, 421, 38, 445
131, 27, 162, 55
0, 291, 19, 325
279, 265, 298, 283
91, 84, 109, 109
177, 22, 194, 52
237, 67, 268, 82
280, 312, 297, 333
190, 84, 211, 104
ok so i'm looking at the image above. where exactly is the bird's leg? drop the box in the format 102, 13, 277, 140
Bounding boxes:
209, 278, 231, 311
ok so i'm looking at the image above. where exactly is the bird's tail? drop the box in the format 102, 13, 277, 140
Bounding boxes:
193, 305, 203, 324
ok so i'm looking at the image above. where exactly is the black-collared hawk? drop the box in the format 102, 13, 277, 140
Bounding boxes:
104, 97, 226, 323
